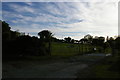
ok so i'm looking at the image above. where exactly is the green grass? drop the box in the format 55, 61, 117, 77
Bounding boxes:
77, 56, 120, 78
104, 47, 112, 54
50, 42, 111, 56
93, 64, 120, 78
51, 42, 79, 56
51, 42, 94, 56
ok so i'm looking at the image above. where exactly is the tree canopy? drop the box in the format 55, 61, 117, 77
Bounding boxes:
38, 30, 52, 42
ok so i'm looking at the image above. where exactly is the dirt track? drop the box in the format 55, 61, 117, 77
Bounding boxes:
2, 54, 106, 79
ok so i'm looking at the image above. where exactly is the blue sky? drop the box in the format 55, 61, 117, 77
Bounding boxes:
2, 1, 118, 40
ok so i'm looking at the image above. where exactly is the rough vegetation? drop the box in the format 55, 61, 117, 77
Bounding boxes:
2, 20, 120, 59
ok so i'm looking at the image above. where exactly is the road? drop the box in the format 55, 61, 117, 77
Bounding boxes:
2, 54, 107, 79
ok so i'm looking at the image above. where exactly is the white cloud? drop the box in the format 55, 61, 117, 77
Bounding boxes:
2, 0, 119, 2
25, 2, 34, 6
3, 2, 118, 40
55, 2, 118, 39
9, 4, 35, 13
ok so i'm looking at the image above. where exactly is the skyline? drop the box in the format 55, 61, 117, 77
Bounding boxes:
2, 2, 118, 40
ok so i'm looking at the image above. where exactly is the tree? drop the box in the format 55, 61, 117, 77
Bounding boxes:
71, 39, 75, 43
107, 37, 114, 45
92, 38, 97, 45
106, 37, 116, 56
2, 21, 21, 41
106, 36, 109, 42
38, 30, 53, 56
92, 36, 105, 46
115, 37, 120, 49
80, 38, 88, 44
84, 34, 93, 43
98, 37, 105, 46
64, 37, 71, 43
11, 31, 21, 40
114, 36, 120, 56
2, 21, 11, 41
38, 30, 52, 41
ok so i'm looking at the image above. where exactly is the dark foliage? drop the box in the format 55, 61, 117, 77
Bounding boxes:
2, 21, 51, 59
2, 21, 120, 60
64, 37, 72, 43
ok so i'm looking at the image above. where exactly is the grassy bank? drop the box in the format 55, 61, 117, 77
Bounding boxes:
76, 56, 120, 78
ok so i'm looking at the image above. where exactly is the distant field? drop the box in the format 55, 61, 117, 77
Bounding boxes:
51, 42, 79, 56
50, 42, 111, 56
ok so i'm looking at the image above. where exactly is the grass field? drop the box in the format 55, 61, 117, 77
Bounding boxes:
50, 42, 111, 56
92, 56, 120, 78
76, 56, 120, 78
51, 42, 79, 56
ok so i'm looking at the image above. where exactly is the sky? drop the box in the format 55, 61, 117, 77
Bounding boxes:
1, 1, 118, 40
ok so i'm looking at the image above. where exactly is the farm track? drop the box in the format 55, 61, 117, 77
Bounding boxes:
2, 54, 106, 79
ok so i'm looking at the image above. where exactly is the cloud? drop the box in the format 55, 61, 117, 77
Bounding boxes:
2, 0, 119, 2
2, 2, 118, 40
0, 2, 2, 20
24, 2, 34, 6
8, 3, 35, 13
56, 2, 118, 37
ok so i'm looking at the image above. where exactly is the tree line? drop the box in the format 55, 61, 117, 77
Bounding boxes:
2, 21, 64, 58
2, 20, 120, 58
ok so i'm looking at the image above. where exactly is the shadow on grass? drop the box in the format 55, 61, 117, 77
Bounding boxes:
76, 56, 120, 78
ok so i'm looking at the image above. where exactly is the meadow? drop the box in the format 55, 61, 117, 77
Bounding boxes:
50, 42, 111, 56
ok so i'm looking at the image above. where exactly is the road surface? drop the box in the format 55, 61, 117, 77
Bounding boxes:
3, 54, 107, 79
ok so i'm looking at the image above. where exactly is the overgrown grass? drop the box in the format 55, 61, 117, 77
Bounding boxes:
51, 42, 88, 56
51, 42, 111, 56
93, 65, 120, 78
93, 56, 120, 78
77, 56, 120, 78
51, 42, 79, 56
